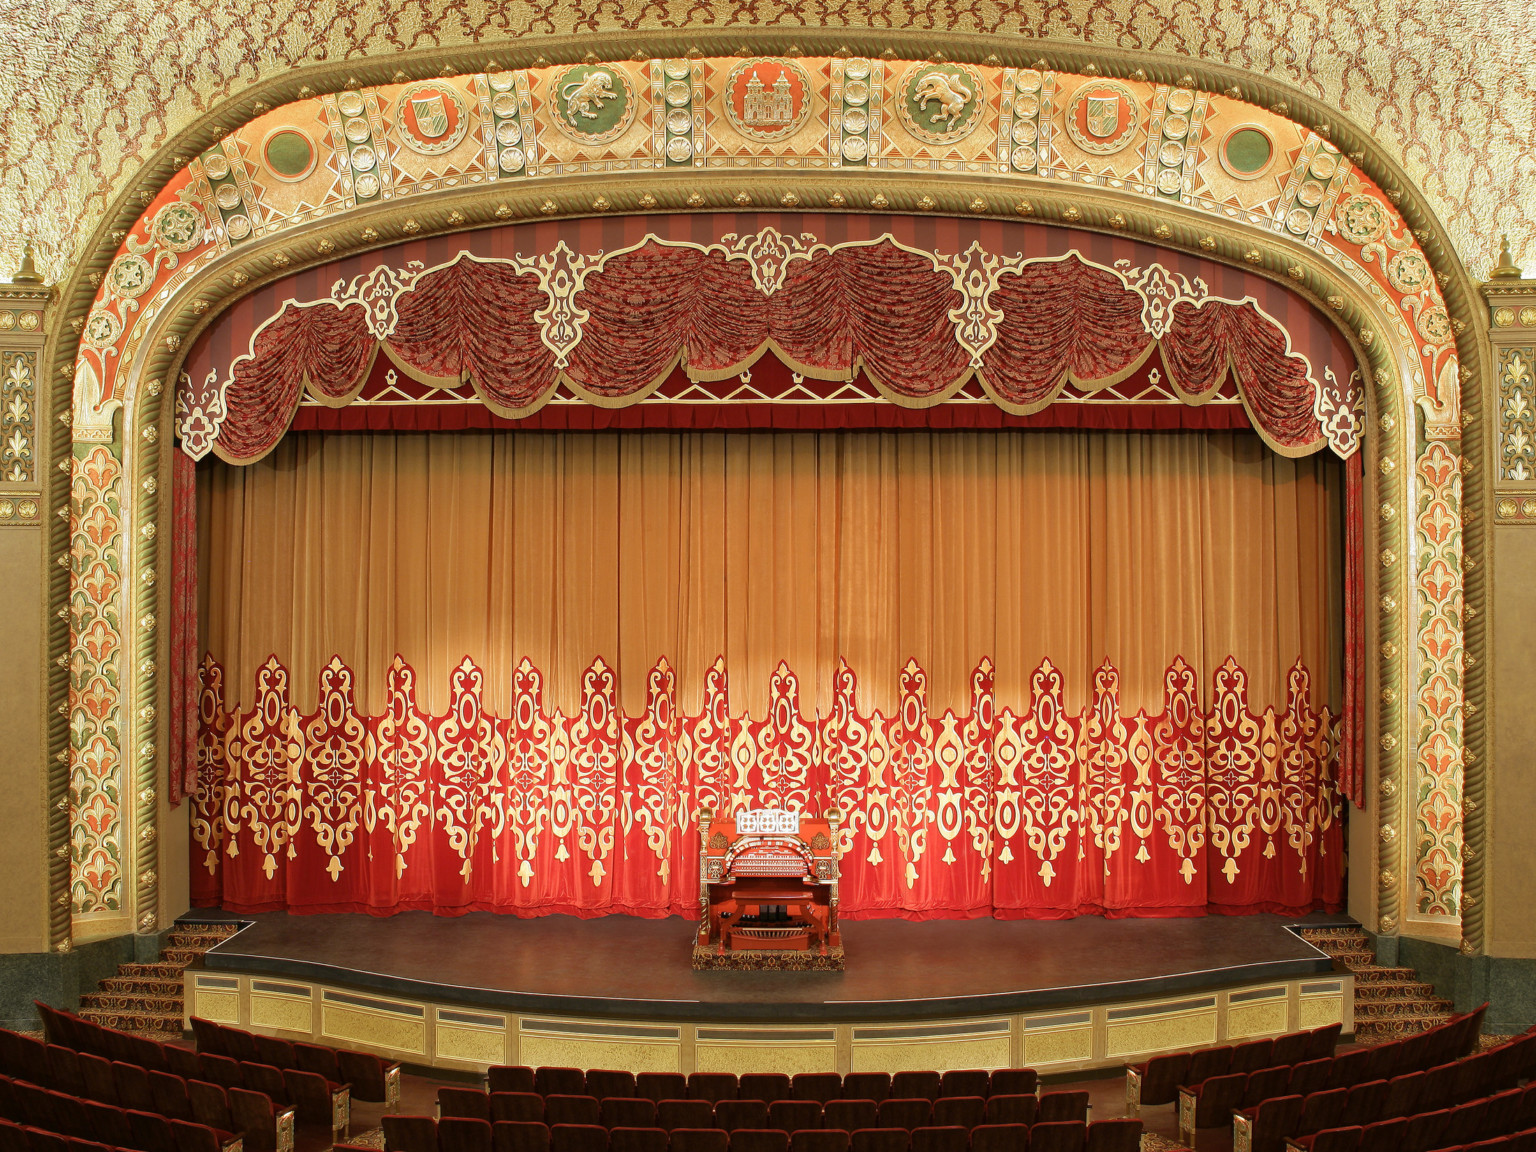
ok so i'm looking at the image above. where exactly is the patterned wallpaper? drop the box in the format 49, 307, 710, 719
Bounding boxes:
2, 0, 1533, 284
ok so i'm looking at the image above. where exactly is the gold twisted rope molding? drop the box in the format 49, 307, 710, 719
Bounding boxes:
37, 33, 1483, 955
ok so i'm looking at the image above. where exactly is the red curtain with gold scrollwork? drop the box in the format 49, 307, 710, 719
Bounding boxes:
190, 428, 1344, 919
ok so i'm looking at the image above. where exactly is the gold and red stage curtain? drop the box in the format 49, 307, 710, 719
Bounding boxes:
189, 428, 1343, 919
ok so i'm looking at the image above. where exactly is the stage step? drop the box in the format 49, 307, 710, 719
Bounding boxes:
1297, 924, 1467, 1047
81, 992, 183, 1016
116, 962, 189, 978
77, 1007, 183, 1036
98, 976, 185, 997
77, 920, 238, 1041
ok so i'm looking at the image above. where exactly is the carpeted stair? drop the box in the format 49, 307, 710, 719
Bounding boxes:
1299, 925, 1456, 1043
78, 922, 240, 1037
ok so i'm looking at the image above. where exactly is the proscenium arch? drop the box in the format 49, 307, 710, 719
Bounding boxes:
40, 29, 1487, 959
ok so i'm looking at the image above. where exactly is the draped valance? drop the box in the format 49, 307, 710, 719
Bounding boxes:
176, 215, 1365, 465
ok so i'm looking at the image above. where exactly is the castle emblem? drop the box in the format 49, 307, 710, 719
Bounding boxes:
724, 58, 813, 142
896, 62, 985, 145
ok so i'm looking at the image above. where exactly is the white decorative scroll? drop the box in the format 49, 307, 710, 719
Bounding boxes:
175, 368, 226, 460
717, 227, 824, 296
331, 261, 424, 340
931, 241, 1026, 367
517, 241, 601, 367
1118, 260, 1209, 340
736, 808, 801, 834
1314, 367, 1365, 459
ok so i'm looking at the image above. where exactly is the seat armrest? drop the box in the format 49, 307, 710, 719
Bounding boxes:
277, 1107, 296, 1152
331, 1086, 352, 1138
1125, 1068, 1144, 1117
385, 1063, 403, 1111
1233, 1110, 1254, 1152
1178, 1088, 1198, 1150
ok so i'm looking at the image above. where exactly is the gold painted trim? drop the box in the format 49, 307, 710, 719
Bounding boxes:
38, 31, 1485, 952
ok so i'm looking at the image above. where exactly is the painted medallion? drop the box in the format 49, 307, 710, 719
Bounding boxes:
723, 58, 814, 143
1063, 79, 1141, 156
547, 64, 636, 144
896, 62, 986, 145
395, 81, 470, 155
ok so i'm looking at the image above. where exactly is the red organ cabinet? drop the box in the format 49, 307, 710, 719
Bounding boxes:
692, 807, 845, 970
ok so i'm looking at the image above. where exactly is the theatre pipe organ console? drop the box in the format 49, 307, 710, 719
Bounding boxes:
692, 806, 845, 970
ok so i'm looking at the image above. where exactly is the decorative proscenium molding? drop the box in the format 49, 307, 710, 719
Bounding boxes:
34, 34, 1485, 952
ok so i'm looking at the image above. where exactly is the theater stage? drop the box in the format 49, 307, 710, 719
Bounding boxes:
184, 911, 1354, 1078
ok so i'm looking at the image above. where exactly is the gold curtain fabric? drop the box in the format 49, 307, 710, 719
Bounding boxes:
192, 428, 1344, 918
199, 429, 1340, 720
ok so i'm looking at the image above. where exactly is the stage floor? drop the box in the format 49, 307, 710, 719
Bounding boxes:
197, 909, 1343, 1023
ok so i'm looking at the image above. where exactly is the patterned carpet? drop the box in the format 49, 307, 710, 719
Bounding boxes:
78, 922, 240, 1036
344, 1128, 386, 1150
1298, 926, 1455, 1044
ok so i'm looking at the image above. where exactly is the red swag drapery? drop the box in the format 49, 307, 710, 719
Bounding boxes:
185, 223, 1352, 466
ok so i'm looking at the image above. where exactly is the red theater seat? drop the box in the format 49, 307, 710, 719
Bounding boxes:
1327, 1052, 1373, 1092
1238, 1095, 1304, 1152
1288, 1061, 1332, 1100
494, 1098, 547, 1126
1245, 1068, 1295, 1109
842, 1079, 890, 1105
284, 1068, 344, 1133
890, 1077, 939, 1104
1299, 1088, 1349, 1135
848, 1129, 909, 1152
729, 1131, 789, 1152
670, 1129, 730, 1152
588, 1073, 638, 1102
251, 1037, 294, 1072
491, 1070, 538, 1097
550, 1124, 608, 1152
601, 1101, 657, 1131
987, 1073, 1037, 1101
740, 1078, 792, 1106
149, 1072, 194, 1124
187, 1082, 233, 1133
385, 1116, 440, 1152
494, 1122, 552, 1152
909, 1128, 966, 1152
545, 1097, 601, 1129
1188, 1047, 1234, 1085
715, 1103, 769, 1134
128, 1109, 178, 1152
1029, 1122, 1086, 1152
768, 1101, 821, 1134
792, 1078, 843, 1107
165, 1050, 203, 1085
1126, 1053, 1187, 1113
985, 1097, 1037, 1129
937, 1073, 988, 1101
930, 1098, 984, 1131
639, 1078, 689, 1106
1341, 1081, 1388, 1128
113, 1063, 157, 1113
823, 1104, 878, 1134
1232, 1041, 1277, 1076
1037, 1094, 1089, 1125
441, 1088, 493, 1122
1085, 1120, 1141, 1152
1355, 1118, 1406, 1152
610, 1130, 667, 1152
170, 1120, 233, 1152
78, 1054, 118, 1107
440, 1119, 496, 1152
538, 1071, 588, 1100
875, 1102, 930, 1133
790, 1132, 848, 1152
689, 1077, 739, 1105
969, 1125, 1029, 1152
658, 1102, 715, 1132
1184, 1074, 1245, 1134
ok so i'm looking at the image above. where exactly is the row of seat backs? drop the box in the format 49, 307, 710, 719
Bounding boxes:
1241, 1033, 1536, 1152
187, 1019, 395, 1102
440, 1092, 1086, 1132
386, 1117, 1141, 1152
1130, 1024, 1343, 1107
1184, 1007, 1492, 1121
485, 1072, 1038, 1105
11, 1032, 334, 1133
1288, 1086, 1536, 1152
0, 1116, 230, 1152
0, 1075, 238, 1152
